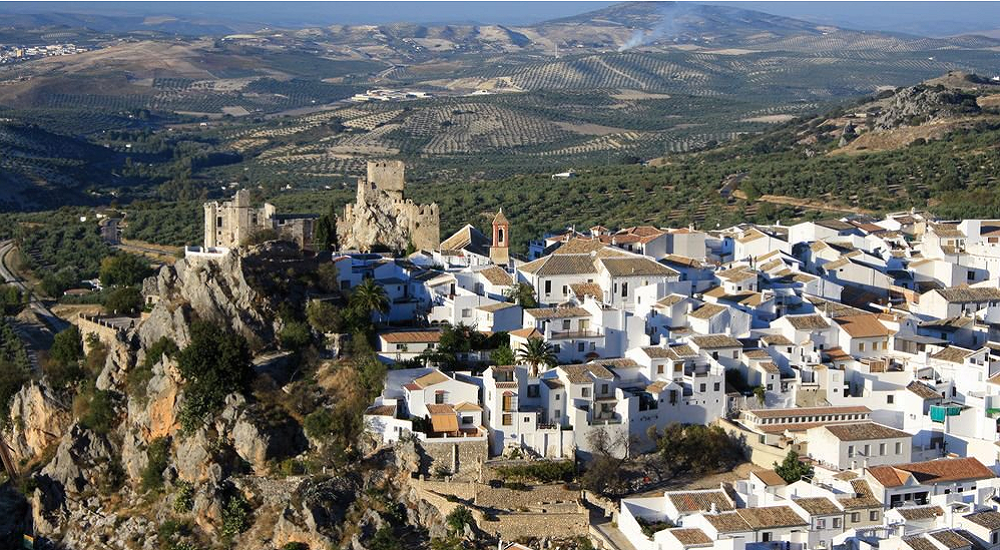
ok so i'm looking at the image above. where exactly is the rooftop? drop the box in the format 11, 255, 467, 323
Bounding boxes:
380, 330, 442, 344
867, 457, 995, 488
689, 334, 743, 349
821, 422, 911, 442
835, 314, 891, 338
735, 506, 808, 529
934, 286, 1000, 303
667, 490, 735, 514
895, 506, 945, 521
792, 497, 840, 516
963, 509, 1000, 530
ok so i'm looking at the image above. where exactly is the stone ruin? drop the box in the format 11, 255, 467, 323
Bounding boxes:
337, 160, 440, 252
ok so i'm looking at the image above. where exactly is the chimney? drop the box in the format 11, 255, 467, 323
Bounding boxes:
710, 502, 718, 514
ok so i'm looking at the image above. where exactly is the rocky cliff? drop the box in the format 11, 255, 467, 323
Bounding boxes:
1, 242, 453, 550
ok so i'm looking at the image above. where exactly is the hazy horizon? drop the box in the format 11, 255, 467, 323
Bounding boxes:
2, 1, 1000, 36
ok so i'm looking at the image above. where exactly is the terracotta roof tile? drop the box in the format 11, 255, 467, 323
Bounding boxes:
963, 510, 1000, 530
478, 266, 513, 286
928, 530, 973, 550
868, 457, 995, 488
793, 497, 841, 516
667, 490, 735, 514
735, 506, 807, 529
835, 314, 891, 338
689, 334, 742, 349
822, 422, 910, 441
895, 506, 944, 521
380, 330, 442, 344
668, 528, 712, 547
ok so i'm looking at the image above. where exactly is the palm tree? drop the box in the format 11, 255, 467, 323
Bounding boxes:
517, 337, 557, 377
352, 278, 390, 322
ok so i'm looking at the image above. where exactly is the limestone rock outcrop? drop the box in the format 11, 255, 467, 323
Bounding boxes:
337, 161, 439, 252
139, 247, 275, 349
5, 381, 72, 463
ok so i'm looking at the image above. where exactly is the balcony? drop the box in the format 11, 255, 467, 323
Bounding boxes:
550, 329, 603, 340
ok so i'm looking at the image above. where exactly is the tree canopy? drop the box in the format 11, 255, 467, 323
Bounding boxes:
177, 321, 253, 430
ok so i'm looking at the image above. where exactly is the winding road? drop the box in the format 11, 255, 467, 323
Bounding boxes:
0, 239, 68, 333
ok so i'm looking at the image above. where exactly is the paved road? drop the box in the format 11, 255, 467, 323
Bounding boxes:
0, 240, 68, 333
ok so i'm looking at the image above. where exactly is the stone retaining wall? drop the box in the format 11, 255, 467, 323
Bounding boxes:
418, 438, 488, 476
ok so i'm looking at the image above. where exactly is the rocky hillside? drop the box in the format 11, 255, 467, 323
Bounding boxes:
0, 243, 462, 549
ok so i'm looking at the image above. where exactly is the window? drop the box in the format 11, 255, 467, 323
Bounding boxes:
848, 445, 855, 458
563, 319, 572, 330
578, 343, 585, 352
714, 382, 721, 391
461, 308, 472, 318
766, 384, 773, 391
832, 518, 841, 528
859, 342, 865, 352
869, 511, 878, 522
523, 416, 530, 423
461, 416, 473, 425
992, 533, 999, 545
562, 285, 568, 295
582, 387, 591, 397
733, 351, 739, 359
545, 280, 552, 295
553, 345, 561, 353
556, 394, 560, 401
657, 365, 664, 374
527, 385, 539, 398
554, 409, 561, 419
700, 383, 707, 392
850, 513, 860, 523
435, 392, 446, 404
601, 384, 609, 394
817, 519, 826, 529
502, 414, 512, 426
879, 443, 886, 456
761, 533, 771, 542
621, 282, 628, 297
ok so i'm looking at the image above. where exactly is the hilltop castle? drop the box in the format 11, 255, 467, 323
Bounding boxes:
337, 160, 440, 252
203, 190, 317, 249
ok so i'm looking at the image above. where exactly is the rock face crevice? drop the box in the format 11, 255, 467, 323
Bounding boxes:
140, 247, 278, 350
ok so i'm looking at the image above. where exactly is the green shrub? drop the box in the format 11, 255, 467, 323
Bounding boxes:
221, 492, 252, 540
303, 408, 334, 440
103, 286, 144, 315
99, 253, 151, 287
173, 481, 195, 513
177, 322, 252, 431
75, 385, 116, 434
445, 505, 474, 534
141, 437, 170, 492
279, 321, 312, 351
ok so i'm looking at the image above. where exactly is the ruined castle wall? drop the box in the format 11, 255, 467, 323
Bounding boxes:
367, 160, 406, 199
418, 438, 488, 476
401, 202, 441, 251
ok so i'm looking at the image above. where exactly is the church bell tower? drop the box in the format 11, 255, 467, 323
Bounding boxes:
490, 208, 510, 265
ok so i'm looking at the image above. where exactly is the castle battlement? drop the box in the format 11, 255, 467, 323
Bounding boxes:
337, 160, 440, 252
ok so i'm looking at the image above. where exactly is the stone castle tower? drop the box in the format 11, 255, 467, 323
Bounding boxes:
490, 208, 510, 265
337, 161, 440, 252
203, 189, 315, 249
